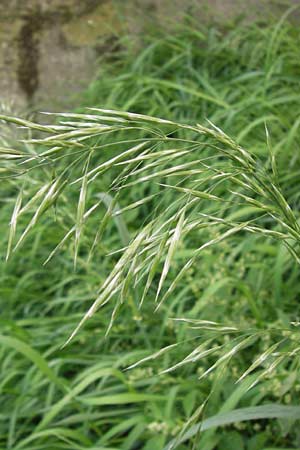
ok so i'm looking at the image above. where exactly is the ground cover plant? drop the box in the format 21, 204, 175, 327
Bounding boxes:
1, 10, 300, 450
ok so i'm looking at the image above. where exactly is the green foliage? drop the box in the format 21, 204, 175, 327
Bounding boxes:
1, 12, 300, 450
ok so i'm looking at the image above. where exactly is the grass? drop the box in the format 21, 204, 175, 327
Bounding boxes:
1, 11, 300, 450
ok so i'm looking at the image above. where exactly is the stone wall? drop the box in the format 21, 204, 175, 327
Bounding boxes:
0, 0, 297, 112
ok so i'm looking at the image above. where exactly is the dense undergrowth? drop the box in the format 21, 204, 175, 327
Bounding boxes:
1, 11, 300, 450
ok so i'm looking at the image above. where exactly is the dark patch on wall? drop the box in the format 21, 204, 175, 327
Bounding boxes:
17, 12, 42, 101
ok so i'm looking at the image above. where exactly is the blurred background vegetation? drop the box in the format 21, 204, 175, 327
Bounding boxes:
1, 1, 300, 449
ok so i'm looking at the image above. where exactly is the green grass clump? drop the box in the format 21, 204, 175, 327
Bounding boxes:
1, 12, 300, 450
